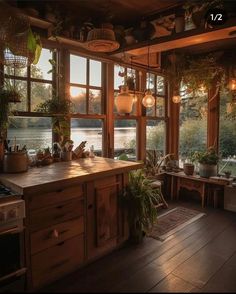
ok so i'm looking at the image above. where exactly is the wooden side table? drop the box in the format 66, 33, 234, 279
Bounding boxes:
176, 177, 206, 208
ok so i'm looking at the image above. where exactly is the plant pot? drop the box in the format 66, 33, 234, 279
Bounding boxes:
192, 10, 206, 28
61, 151, 72, 161
183, 163, 195, 175
199, 163, 217, 178
3, 152, 28, 173
175, 16, 185, 33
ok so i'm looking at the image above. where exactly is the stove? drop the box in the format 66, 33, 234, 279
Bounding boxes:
0, 184, 26, 292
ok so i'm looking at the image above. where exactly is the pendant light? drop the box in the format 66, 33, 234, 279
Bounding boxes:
170, 50, 181, 104
142, 46, 155, 108
115, 85, 133, 115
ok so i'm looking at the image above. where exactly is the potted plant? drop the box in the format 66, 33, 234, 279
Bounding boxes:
36, 95, 74, 148
121, 169, 160, 243
191, 146, 219, 178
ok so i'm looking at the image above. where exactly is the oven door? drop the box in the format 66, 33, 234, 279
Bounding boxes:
0, 227, 26, 292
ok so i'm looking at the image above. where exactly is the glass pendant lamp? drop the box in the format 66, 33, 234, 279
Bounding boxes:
142, 46, 155, 108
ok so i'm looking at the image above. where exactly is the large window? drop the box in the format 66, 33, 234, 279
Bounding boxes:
114, 119, 137, 160
179, 87, 208, 166
146, 120, 166, 156
219, 88, 236, 176
4, 48, 54, 112
8, 117, 52, 151
70, 55, 103, 115
6, 48, 55, 151
71, 118, 103, 156
146, 73, 166, 117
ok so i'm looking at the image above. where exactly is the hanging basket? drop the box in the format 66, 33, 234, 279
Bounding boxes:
86, 28, 120, 52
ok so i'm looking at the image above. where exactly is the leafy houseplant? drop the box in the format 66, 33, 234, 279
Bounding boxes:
121, 169, 160, 243
191, 146, 219, 178
36, 96, 73, 147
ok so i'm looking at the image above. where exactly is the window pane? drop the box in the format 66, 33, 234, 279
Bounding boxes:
7, 79, 27, 112
179, 89, 207, 167
70, 55, 86, 85
4, 65, 27, 77
146, 120, 165, 156
156, 97, 165, 117
146, 100, 155, 116
89, 89, 101, 114
89, 60, 101, 87
156, 75, 165, 95
114, 65, 124, 90
146, 73, 155, 90
8, 117, 52, 151
71, 118, 103, 155
70, 86, 86, 114
31, 48, 53, 80
219, 88, 236, 176
114, 119, 137, 160
31, 82, 52, 112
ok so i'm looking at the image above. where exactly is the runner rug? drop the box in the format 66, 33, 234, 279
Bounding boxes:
148, 206, 206, 241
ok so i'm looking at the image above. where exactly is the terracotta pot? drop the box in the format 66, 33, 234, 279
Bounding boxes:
183, 163, 195, 176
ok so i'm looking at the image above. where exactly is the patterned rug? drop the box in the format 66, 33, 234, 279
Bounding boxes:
148, 206, 206, 241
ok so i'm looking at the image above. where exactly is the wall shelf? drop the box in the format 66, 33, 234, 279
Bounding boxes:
111, 21, 236, 56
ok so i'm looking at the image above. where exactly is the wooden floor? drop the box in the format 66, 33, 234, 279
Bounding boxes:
41, 200, 236, 293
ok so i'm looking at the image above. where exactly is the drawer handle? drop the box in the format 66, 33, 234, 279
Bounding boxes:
51, 258, 69, 269
57, 241, 65, 246
49, 229, 59, 239
56, 189, 63, 193
56, 205, 64, 209
54, 214, 66, 220
87, 204, 93, 210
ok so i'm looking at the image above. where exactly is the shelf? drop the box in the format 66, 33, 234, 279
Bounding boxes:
48, 35, 88, 49
111, 21, 236, 56
28, 15, 53, 30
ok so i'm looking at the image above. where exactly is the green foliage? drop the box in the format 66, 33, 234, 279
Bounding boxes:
27, 28, 42, 65
121, 170, 160, 243
0, 89, 10, 137
118, 153, 129, 161
36, 96, 72, 114
191, 146, 219, 165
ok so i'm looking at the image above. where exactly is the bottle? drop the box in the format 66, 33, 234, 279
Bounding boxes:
89, 145, 95, 158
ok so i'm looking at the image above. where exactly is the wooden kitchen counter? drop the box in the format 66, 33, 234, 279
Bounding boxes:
0, 157, 143, 291
0, 157, 143, 195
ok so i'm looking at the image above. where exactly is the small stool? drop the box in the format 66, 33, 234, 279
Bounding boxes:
150, 180, 168, 209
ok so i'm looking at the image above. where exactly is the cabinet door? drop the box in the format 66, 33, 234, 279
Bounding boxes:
95, 183, 118, 247
86, 176, 121, 260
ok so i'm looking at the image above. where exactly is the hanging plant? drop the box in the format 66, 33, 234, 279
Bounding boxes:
27, 27, 42, 65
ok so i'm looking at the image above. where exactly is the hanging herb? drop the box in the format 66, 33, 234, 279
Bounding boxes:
27, 27, 42, 65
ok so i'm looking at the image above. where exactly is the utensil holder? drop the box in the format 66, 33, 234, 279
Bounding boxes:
3, 152, 28, 173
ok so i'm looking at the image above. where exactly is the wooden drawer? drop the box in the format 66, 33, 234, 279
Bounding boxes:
31, 234, 84, 289
28, 185, 83, 210
31, 216, 84, 255
29, 198, 84, 231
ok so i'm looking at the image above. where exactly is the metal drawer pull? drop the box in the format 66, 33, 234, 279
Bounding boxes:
87, 204, 93, 209
49, 229, 59, 239
54, 214, 66, 219
56, 205, 64, 209
57, 241, 65, 246
56, 189, 63, 193
51, 259, 69, 269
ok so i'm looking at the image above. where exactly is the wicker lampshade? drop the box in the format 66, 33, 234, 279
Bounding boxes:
86, 28, 120, 52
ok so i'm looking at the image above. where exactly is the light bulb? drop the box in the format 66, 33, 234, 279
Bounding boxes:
172, 95, 181, 103
229, 79, 236, 91
142, 89, 155, 107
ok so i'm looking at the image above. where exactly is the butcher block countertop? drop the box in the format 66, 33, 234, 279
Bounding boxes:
0, 157, 143, 195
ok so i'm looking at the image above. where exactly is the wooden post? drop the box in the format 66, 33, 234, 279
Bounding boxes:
207, 84, 220, 150
168, 86, 180, 159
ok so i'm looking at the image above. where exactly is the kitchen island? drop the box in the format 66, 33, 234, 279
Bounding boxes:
0, 157, 143, 291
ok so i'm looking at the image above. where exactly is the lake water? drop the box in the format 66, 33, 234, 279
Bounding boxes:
7, 127, 137, 151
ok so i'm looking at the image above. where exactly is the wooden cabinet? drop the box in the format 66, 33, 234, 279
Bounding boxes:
24, 173, 129, 290
86, 175, 126, 261
25, 184, 85, 290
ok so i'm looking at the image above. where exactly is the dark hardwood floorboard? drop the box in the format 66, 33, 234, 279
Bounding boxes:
149, 273, 196, 293
41, 201, 236, 293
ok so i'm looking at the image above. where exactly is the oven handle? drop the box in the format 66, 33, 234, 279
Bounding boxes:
0, 226, 24, 236
0, 268, 27, 283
